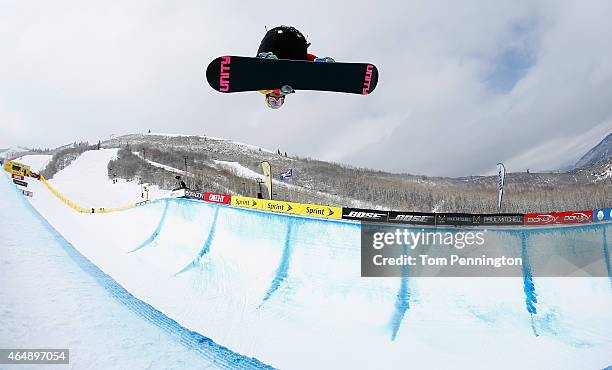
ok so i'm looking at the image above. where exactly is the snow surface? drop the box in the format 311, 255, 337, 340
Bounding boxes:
47, 148, 170, 207
3, 149, 612, 369
595, 164, 612, 181
134, 151, 185, 174
0, 173, 268, 369
14, 154, 52, 172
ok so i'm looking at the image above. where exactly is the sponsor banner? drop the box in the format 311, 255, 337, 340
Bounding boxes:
231, 195, 261, 210
557, 210, 593, 224
480, 214, 524, 226
11, 174, 24, 180
21, 189, 33, 197
260, 199, 301, 214
524, 213, 559, 225
296, 204, 342, 219
525, 211, 593, 225
204, 192, 231, 205
13, 179, 28, 187
342, 207, 389, 222
594, 208, 612, 222
435, 213, 481, 226
387, 211, 436, 225
184, 189, 205, 200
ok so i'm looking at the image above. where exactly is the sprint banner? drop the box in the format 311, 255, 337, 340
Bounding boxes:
260, 199, 301, 214
297, 204, 342, 219
231, 195, 261, 209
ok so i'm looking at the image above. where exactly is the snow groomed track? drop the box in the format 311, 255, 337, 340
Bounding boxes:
4, 150, 612, 369
23, 194, 612, 368
0, 173, 272, 369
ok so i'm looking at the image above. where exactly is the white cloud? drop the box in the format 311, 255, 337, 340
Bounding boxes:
0, 0, 610, 176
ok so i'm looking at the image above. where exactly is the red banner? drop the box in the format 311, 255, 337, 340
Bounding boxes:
524, 210, 593, 225
557, 210, 593, 224
204, 192, 231, 204
11, 174, 24, 180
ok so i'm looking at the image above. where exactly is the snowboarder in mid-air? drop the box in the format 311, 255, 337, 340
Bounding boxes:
205, 26, 378, 102
256, 25, 335, 109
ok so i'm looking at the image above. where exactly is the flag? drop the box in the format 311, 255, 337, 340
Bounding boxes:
280, 168, 293, 181
261, 161, 272, 200
497, 163, 506, 211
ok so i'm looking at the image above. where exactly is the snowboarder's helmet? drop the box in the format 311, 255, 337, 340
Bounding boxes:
266, 94, 284, 109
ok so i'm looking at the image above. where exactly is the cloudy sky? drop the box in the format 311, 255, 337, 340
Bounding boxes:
1, 1, 611, 176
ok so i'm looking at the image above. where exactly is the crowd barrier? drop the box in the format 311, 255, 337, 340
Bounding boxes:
40, 176, 136, 214
183, 191, 609, 226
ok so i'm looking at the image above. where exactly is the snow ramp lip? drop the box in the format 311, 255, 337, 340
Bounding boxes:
5, 174, 275, 370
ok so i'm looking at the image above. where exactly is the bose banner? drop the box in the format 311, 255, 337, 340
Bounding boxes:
497, 163, 505, 211
342, 207, 389, 222
387, 211, 436, 225
593, 208, 612, 222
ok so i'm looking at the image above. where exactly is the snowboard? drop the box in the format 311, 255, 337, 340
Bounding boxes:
206, 56, 378, 95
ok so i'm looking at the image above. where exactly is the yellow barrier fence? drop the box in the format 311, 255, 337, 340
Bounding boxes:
39, 175, 340, 219
40, 175, 136, 214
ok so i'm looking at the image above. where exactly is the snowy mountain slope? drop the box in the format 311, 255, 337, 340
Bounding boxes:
0, 146, 30, 160
14, 154, 52, 172
47, 148, 170, 208
100, 133, 609, 213
575, 133, 612, 168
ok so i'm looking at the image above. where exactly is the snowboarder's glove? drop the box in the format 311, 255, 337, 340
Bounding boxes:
314, 56, 335, 63
280, 85, 294, 95
258, 52, 278, 60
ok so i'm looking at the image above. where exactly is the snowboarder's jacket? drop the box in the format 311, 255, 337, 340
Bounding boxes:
257, 25, 317, 96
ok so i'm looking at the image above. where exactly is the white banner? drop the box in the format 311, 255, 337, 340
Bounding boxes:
497, 163, 506, 211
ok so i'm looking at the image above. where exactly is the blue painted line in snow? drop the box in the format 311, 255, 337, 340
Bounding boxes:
4, 175, 274, 370
603, 227, 611, 289
175, 206, 220, 276
129, 199, 170, 253
261, 220, 295, 306
390, 246, 410, 341
520, 232, 539, 336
